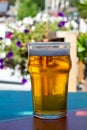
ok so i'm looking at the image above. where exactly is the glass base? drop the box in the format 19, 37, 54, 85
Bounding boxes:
34, 113, 66, 119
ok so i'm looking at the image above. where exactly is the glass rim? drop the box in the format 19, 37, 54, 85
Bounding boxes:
28, 42, 70, 46
28, 42, 70, 56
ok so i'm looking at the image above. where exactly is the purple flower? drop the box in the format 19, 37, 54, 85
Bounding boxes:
24, 29, 29, 34
0, 64, 4, 69
58, 21, 65, 27
58, 12, 64, 17
0, 58, 4, 69
16, 41, 22, 47
22, 78, 27, 84
7, 52, 13, 59
6, 32, 13, 39
0, 58, 4, 64
0, 37, 3, 40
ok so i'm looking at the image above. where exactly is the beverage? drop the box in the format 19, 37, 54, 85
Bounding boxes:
28, 42, 71, 119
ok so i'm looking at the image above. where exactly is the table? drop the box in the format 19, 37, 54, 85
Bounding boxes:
0, 90, 87, 130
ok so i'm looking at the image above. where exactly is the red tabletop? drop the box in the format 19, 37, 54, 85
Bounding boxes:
0, 109, 87, 130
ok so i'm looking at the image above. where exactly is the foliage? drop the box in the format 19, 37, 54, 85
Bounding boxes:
69, 0, 80, 7
8, 0, 16, 5
33, 0, 45, 10
77, 33, 87, 64
76, 0, 87, 19
17, 0, 44, 20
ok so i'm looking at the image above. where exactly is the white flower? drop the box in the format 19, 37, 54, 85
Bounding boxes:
63, 16, 68, 22
4, 38, 11, 46
57, 17, 63, 21
41, 13, 49, 22
31, 39, 35, 42
1, 52, 6, 58
31, 26, 35, 31
23, 17, 33, 25
49, 16, 57, 23
8, 23, 17, 30
42, 17, 48, 22
34, 12, 42, 21
79, 18, 87, 32
64, 22, 70, 28
18, 25, 26, 32
71, 20, 78, 30
16, 20, 22, 27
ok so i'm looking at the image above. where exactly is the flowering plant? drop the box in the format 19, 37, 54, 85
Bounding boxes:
0, 12, 72, 84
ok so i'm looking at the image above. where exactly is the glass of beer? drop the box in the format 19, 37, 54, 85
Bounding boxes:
28, 42, 71, 119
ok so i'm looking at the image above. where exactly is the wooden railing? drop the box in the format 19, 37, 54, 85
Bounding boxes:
48, 31, 78, 92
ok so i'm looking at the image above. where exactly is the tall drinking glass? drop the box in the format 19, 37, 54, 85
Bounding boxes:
28, 42, 71, 119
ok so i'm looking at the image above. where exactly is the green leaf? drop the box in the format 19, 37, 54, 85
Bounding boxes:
77, 47, 86, 52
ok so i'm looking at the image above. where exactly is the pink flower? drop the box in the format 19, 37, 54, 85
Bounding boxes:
6, 32, 13, 39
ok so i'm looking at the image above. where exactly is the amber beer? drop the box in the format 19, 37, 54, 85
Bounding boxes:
28, 42, 71, 119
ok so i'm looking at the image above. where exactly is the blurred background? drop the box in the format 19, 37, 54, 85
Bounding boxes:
0, 0, 87, 92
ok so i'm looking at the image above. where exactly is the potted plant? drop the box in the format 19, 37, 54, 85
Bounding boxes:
0, 12, 72, 84
77, 32, 87, 89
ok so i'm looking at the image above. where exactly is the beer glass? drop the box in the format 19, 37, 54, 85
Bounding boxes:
28, 42, 71, 119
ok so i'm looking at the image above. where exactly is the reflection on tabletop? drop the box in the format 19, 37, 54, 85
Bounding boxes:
33, 116, 68, 130
0, 111, 87, 130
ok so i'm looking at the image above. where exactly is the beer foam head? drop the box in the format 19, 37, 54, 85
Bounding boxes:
28, 42, 70, 56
